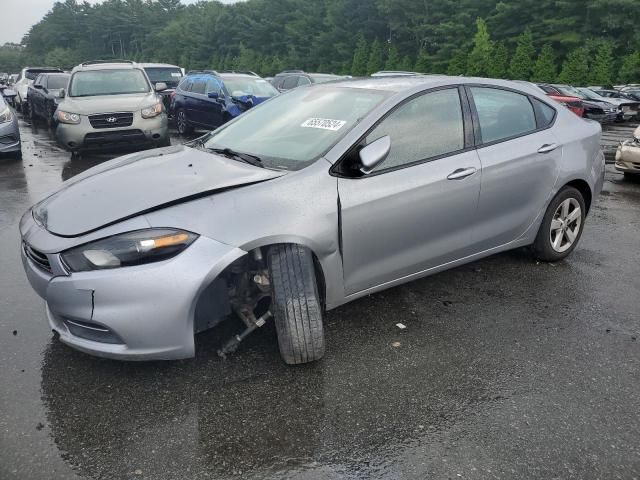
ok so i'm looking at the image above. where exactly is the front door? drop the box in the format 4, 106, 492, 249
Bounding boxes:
338, 88, 482, 295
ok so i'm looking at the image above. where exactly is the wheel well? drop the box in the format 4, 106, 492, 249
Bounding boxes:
565, 179, 592, 213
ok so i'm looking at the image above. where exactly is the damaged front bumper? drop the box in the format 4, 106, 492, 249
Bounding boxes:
21, 220, 246, 360
615, 141, 640, 175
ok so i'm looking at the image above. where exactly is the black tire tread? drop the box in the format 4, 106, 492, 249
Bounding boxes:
268, 244, 325, 365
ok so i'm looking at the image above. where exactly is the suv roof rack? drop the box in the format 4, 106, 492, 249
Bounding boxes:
220, 70, 260, 77
81, 60, 135, 66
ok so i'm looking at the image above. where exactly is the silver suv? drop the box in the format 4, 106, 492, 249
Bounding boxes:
55, 61, 169, 153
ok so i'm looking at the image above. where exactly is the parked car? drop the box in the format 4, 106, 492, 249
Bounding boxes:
618, 86, 640, 101
8, 74, 18, 85
27, 72, 70, 127
0, 73, 8, 84
54, 60, 169, 153
615, 125, 640, 179
19, 76, 604, 364
593, 89, 638, 101
0, 94, 21, 158
270, 71, 345, 92
576, 87, 639, 122
172, 71, 279, 134
520, 81, 584, 117
538, 84, 617, 123
0, 83, 18, 109
371, 71, 421, 77
138, 63, 182, 116
13, 67, 64, 113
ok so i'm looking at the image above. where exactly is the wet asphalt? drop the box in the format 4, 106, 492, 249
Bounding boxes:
1, 116, 639, 480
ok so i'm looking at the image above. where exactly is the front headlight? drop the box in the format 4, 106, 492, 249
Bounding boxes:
0, 106, 12, 124
57, 110, 81, 124
61, 229, 198, 272
141, 102, 163, 119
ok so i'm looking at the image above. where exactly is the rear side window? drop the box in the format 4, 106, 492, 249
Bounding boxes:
281, 76, 298, 90
297, 76, 311, 86
532, 98, 556, 127
191, 80, 206, 95
471, 87, 537, 144
365, 88, 465, 172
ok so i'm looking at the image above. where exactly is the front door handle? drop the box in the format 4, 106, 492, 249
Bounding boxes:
538, 143, 558, 154
447, 167, 477, 180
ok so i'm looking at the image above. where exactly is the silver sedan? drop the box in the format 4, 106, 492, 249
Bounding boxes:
0, 95, 21, 157
20, 76, 604, 364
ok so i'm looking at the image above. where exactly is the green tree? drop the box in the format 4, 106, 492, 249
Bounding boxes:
487, 41, 509, 78
399, 55, 413, 71
531, 43, 557, 83
447, 50, 467, 76
558, 47, 590, 85
466, 18, 492, 77
509, 28, 535, 80
385, 45, 400, 70
351, 34, 369, 76
44, 47, 77, 69
590, 42, 614, 86
414, 47, 431, 73
618, 51, 640, 84
366, 38, 384, 74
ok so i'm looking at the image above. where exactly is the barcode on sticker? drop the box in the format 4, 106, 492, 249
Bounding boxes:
301, 118, 346, 131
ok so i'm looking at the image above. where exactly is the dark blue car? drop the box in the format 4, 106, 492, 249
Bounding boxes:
171, 71, 279, 134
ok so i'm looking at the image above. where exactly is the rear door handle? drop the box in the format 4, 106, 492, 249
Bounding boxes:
538, 143, 558, 154
447, 167, 477, 180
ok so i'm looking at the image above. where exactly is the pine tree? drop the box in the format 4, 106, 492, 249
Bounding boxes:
589, 42, 614, 86
447, 50, 467, 76
366, 39, 384, 74
466, 18, 492, 77
385, 45, 400, 70
414, 47, 431, 73
487, 41, 509, 79
531, 44, 557, 83
509, 28, 535, 80
618, 51, 640, 84
399, 55, 413, 71
351, 34, 369, 76
558, 47, 589, 85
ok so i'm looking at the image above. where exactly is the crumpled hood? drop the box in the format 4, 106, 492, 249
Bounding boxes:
58, 92, 160, 115
33, 145, 285, 237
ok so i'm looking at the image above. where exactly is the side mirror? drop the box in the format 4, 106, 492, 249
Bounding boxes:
358, 135, 391, 174
207, 91, 219, 99
59, 89, 65, 98
34, 84, 43, 89
155, 82, 168, 92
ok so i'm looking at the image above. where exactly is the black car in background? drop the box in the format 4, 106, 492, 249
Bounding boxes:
139, 63, 183, 117
27, 72, 70, 127
270, 70, 345, 92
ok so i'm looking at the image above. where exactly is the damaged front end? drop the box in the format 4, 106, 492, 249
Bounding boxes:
615, 126, 640, 175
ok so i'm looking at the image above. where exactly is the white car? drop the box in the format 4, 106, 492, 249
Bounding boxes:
13, 67, 63, 112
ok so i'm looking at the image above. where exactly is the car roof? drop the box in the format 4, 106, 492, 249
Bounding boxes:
71, 61, 142, 73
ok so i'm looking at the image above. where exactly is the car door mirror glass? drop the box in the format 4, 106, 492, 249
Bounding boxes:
155, 82, 168, 92
359, 136, 391, 174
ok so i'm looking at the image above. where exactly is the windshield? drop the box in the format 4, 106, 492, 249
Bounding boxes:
577, 88, 604, 101
69, 69, 150, 97
558, 85, 588, 100
26, 69, 61, 80
47, 75, 69, 90
144, 67, 182, 87
202, 86, 389, 170
222, 76, 279, 98
310, 74, 342, 84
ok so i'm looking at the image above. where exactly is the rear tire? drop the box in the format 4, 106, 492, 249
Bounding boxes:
176, 109, 193, 135
268, 244, 325, 365
533, 186, 586, 262
46, 103, 56, 128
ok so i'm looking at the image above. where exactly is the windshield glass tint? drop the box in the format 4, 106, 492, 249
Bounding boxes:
69, 69, 150, 97
144, 67, 182, 84
222, 77, 279, 98
203, 86, 389, 170
47, 75, 69, 90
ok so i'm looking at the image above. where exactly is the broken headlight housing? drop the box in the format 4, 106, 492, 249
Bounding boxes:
61, 229, 198, 272
0, 106, 12, 124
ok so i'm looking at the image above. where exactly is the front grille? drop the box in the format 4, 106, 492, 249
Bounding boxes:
23, 243, 52, 273
84, 129, 146, 147
88, 112, 134, 129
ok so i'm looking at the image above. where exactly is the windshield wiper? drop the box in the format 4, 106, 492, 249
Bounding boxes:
206, 147, 264, 168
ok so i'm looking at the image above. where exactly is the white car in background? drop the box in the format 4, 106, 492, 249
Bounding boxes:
13, 67, 63, 113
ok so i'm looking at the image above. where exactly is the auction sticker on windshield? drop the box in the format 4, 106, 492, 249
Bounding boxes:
301, 118, 347, 131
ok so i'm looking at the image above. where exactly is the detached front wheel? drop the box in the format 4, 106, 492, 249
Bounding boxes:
268, 245, 325, 365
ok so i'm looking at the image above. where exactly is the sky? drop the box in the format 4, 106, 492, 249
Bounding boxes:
1, 0, 239, 45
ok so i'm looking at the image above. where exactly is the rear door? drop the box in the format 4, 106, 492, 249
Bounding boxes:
338, 87, 482, 295
468, 86, 561, 250
188, 79, 207, 125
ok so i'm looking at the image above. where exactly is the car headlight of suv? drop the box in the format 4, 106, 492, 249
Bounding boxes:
0, 106, 12, 124
61, 229, 198, 272
57, 110, 81, 124
141, 102, 163, 119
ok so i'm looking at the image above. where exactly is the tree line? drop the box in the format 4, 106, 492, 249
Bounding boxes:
1, 0, 639, 85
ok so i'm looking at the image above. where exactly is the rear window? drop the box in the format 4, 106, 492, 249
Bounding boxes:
26, 69, 62, 80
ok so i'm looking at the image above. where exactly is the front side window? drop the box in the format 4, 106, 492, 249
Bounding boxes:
471, 87, 537, 144
206, 77, 223, 95
47, 75, 69, 90
365, 88, 465, 172
203, 86, 389, 170
69, 69, 150, 97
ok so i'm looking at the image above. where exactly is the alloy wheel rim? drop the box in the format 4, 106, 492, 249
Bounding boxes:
549, 198, 582, 253
177, 111, 186, 133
